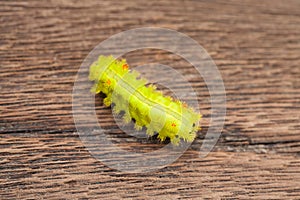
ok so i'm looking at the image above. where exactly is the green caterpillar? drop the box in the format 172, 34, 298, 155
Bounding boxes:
89, 55, 201, 144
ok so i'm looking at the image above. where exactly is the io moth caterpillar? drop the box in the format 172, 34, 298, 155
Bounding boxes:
89, 55, 201, 145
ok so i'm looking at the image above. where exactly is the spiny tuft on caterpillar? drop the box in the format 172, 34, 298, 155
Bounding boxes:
89, 55, 201, 145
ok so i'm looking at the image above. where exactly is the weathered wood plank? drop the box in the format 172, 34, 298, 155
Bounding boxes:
0, 134, 299, 199
0, 0, 299, 198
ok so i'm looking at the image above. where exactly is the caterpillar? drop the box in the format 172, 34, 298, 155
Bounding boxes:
89, 55, 201, 145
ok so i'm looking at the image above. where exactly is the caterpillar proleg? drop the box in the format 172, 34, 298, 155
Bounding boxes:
89, 55, 201, 145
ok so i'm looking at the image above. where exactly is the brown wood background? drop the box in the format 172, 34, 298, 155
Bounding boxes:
1, 0, 300, 199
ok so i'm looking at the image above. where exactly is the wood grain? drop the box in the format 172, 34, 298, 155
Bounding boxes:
0, 0, 299, 199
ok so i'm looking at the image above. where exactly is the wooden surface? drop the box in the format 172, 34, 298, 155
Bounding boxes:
1, 0, 300, 199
